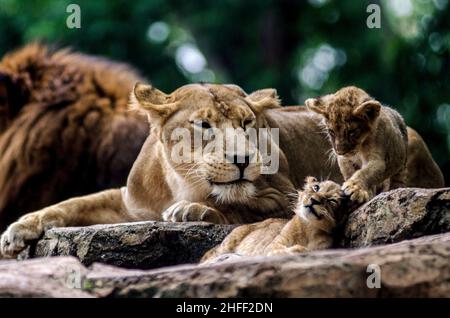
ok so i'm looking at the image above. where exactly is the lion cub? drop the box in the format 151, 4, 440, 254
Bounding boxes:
305, 86, 408, 203
201, 177, 345, 262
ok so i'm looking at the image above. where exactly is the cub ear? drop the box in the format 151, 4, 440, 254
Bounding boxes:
353, 100, 381, 121
305, 98, 327, 116
130, 82, 178, 120
304, 176, 318, 186
246, 88, 281, 112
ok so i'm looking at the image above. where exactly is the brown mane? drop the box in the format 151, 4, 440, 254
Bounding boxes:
0, 44, 148, 230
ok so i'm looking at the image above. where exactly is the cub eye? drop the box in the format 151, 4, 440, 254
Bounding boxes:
312, 184, 320, 192
328, 198, 339, 206
192, 120, 211, 129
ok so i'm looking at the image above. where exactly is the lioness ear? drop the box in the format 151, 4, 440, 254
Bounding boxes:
305, 98, 326, 116
130, 82, 178, 120
353, 100, 381, 121
246, 88, 281, 112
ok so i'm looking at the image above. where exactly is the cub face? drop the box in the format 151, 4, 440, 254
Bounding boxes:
296, 177, 345, 232
131, 83, 281, 204
305, 86, 381, 156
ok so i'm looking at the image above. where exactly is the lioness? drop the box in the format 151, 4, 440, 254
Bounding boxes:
0, 83, 444, 258
306, 86, 409, 203
201, 177, 346, 262
0, 83, 342, 257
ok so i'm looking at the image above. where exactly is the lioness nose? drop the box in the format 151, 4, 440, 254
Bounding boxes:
233, 155, 250, 178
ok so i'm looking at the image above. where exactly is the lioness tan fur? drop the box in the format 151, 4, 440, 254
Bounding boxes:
0, 83, 343, 257
0, 83, 444, 258
201, 177, 345, 261
405, 127, 445, 188
306, 86, 411, 203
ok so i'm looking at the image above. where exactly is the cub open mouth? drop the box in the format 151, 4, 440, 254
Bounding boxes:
304, 204, 322, 220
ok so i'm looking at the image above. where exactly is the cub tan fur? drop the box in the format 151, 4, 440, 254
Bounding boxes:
0, 83, 343, 258
201, 177, 345, 261
306, 86, 409, 203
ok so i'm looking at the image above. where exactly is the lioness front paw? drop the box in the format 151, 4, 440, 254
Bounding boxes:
342, 180, 371, 203
0, 221, 40, 258
162, 200, 228, 224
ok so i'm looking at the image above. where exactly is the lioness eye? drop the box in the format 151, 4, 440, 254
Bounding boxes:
243, 119, 254, 128
193, 121, 211, 129
312, 184, 320, 192
201, 121, 212, 129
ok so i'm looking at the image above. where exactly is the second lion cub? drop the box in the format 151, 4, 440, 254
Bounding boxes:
201, 177, 346, 262
306, 86, 408, 203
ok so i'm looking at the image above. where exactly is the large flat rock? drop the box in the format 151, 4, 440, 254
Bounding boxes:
3, 233, 449, 298
26, 221, 236, 269
25, 188, 450, 270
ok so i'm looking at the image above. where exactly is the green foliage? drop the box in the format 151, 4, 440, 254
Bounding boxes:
0, 0, 449, 182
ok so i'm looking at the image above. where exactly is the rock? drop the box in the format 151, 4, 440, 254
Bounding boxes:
88, 233, 450, 298
25, 188, 450, 269
26, 221, 236, 269
343, 188, 450, 248
2, 233, 450, 298
0, 257, 92, 297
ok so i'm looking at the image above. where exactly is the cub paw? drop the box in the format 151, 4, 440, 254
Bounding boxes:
162, 200, 228, 224
0, 222, 37, 258
342, 180, 371, 204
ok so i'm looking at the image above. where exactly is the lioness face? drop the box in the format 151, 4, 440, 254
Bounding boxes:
131, 83, 281, 204
296, 177, 344, 231
305, 86, 381, 156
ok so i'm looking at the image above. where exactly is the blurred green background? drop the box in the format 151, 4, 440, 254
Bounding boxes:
0, 0, 449, 183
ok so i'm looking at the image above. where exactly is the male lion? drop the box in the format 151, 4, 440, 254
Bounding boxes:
0, 83, 444, 258
0, 44, 148, 231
